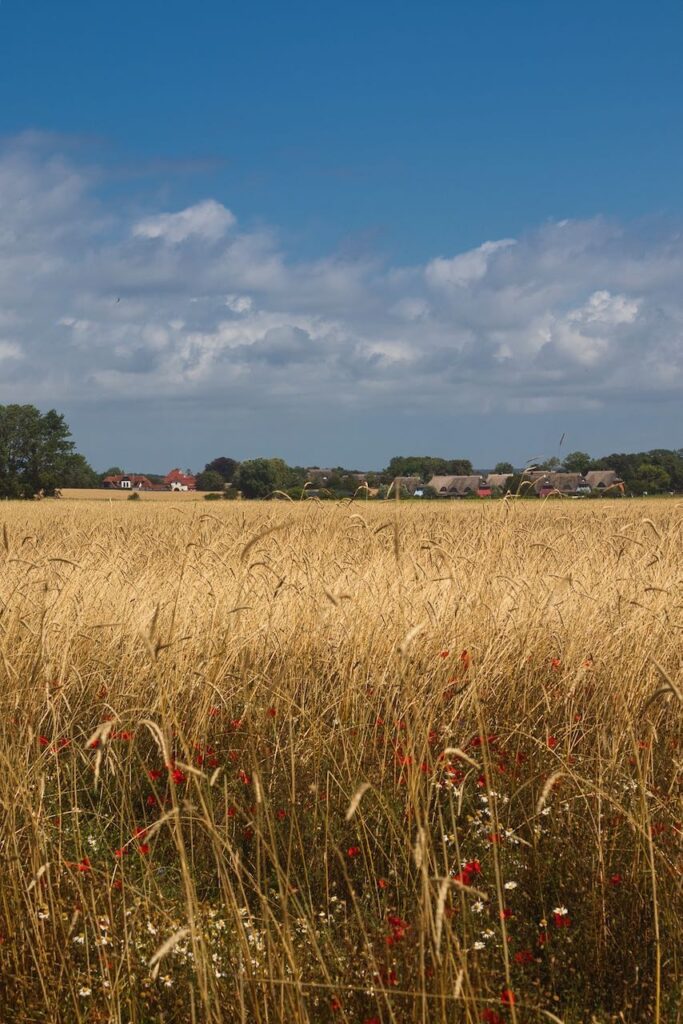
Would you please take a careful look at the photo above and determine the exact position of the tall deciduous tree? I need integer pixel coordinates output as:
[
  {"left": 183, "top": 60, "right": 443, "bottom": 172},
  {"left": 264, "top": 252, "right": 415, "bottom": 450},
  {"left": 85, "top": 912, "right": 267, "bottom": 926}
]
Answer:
[
  {"left": 0, "top": 404, "right": 95, "bottom": 498},
  {"left": 195, "top": 469, "right": 226, "bottom": 492},
  {"left": 204, "top": 457, "right": 239, "bottom": 482},
  {"left": 562, "top": 451, "right": 592, "bottom": 474}
]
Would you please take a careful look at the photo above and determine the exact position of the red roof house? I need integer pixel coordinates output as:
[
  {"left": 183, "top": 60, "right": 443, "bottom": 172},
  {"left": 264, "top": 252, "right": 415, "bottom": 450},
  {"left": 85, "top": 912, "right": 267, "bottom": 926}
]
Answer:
[
  {"left": 102, "top": 474, "right": 154, "bottom": 490},
  {"left": 164, "top": 469, "right": 196, "bottom": 491}
]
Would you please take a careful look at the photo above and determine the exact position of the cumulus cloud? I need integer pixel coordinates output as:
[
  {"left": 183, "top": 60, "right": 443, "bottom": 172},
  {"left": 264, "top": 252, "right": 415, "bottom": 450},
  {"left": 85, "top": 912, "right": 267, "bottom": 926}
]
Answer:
[
  {"left": 0, "top": 134, "right": 681, "bottom": 440},
  {"left": 132, "top": 199, "right": 235, "bottom": 243},
  {"left": 425, "top": 239, "right": 516, "bottom": 288}
]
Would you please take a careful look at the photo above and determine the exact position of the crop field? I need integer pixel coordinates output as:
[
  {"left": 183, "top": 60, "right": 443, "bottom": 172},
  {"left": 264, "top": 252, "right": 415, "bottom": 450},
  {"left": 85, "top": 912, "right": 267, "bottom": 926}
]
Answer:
[
  {"left": 0, "top": 498, "right": 681, "bottom": 1023},
  {"left": 60, "top": 489, "right": 205, "bottom": 502}
]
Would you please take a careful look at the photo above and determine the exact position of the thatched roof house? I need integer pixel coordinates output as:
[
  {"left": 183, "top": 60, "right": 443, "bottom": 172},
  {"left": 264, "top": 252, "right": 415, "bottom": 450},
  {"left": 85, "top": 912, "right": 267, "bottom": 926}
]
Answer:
[
  {"left": 529, "top": 472, "right": 590, "bottom": 496},
  {"left": 428, "top": 474, "right": 483, "bottom": 497},
  {"left": 486, "top": 473, "right": 513, "bottom": 490},
  {"left": 389, "top": 475, "right": 423, "bottom": 496},
  {"left": 584, "top": 470, "right": 624, "bottom": 491}
]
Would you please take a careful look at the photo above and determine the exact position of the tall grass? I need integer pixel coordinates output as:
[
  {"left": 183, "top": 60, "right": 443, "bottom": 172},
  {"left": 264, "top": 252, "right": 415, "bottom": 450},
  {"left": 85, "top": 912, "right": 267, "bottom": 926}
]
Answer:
[{"left": 0, "top": 499, "right": 680, "bottom": 1023}]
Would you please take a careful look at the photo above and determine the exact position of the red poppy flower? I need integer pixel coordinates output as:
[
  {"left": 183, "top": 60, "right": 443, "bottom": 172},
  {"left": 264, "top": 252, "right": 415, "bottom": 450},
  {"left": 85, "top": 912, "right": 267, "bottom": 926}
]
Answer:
[
  {"left": 514, "top": 949, "right": 534, "bottom": 964},
  {"left": 138, "top": 843, "right": 150, "bottom": 856},
  {"left": 481, "top": 1011, "right": 503, "bottom": 1024},
  {"left": 147, "top": 769, "right": 163, "bottom": 781},
  {"left": 77, "top": 858, "right": 91, "bottom": 873},
  {"left": 347, "top": 846, "right": 361, "bottom": 858},
  {"left": 330, "top": 996, "right": 341, "bottom": 1011},
  {"left": 146, "top": 794, "right": 157, "bottom": 807},
  {"left": 386, "top": 914, "right": 410, "bottom": 944},
  {"left": 439, "top": 650, "right": 450, "bottom": 658},
  {"left": 610, "top": 873, "right": 623, "bottom": 886},
  {"left": 547, "top": 735, "right": 558, "bottom": 749},
  {"left": 453, "top": 860, "right": 481, "bottom": 886},
  {"left": 501, "top": 988, "right": 515, "bottom": 1006},
  {"left": 551, "top": 657, "right": 561, "bottom": 670},
  {"left": 553, "top": 912, "right": 571, "bottom": 928},
  {"left": 275, "top": 809, "right": 286, "bottom": 821},
  {"left": 170, "top": 768, "right": 187, "bottom": 785},
  {"left": 266, "top": 707, "right": 277, "bottom": 718}
]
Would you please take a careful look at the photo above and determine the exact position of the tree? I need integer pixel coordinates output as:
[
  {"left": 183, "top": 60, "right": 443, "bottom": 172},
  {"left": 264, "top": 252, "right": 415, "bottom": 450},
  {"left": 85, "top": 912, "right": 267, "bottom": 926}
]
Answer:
[
  {"left": 234, "top": 458, "right": 286, "bottom": 498},
  {"left": 100, "top": 466, "right": 124, "bottom": 480},
  {"left": 562, "top": 451, "right": 591, "bottom": 474},
  {"left": 204, "top": 457, "right": 239, "bottom": 482},
  {"left": 0, "top": 404, "right": 94, "bottom": 498},
  {"left": 383, "top": 456, "right": 473, "bottom": 483},
  {"left": 59, "top": 453, "right": 100, "bottom": 489},
  {"left": 494, "top": 462, "right": 514, "bottom": 474},
  {"left": 195, "top": 470, "right": 225, "bottom": 492},
  {"left": 632, "top": 462, "right": 671, "bottom": 495}
]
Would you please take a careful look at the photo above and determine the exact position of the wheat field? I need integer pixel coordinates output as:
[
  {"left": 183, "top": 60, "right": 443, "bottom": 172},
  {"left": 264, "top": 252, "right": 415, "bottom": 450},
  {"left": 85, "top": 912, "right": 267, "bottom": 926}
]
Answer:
[{"left": 0, "top": 498, "right": 681, "bottom": 1024}]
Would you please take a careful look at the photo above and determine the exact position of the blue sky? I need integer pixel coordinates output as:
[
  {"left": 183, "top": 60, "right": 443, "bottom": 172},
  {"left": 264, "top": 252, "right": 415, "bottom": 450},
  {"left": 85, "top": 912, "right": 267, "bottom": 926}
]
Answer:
[{"left": 0, "top": 0, "right": 681, "bottom": 470}]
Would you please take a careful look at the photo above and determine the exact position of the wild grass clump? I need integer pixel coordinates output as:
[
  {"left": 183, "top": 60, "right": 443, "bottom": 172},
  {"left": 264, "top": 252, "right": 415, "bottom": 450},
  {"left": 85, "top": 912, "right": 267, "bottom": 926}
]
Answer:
[{"left": 0, "top": 500, "right": 680, "bottom": 1023}]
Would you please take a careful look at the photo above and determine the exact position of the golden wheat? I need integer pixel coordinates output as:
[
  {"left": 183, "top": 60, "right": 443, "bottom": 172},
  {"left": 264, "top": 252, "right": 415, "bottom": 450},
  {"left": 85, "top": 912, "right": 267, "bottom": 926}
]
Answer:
[{"left": 0, "top": 498, "right": 680, "bottom": 1023}]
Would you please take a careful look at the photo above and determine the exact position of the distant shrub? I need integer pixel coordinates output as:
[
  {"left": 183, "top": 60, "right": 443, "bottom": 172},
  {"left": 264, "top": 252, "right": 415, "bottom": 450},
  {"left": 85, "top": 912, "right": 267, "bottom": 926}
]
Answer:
[
  {"left": 204, "top": 492, "right": 222, "bottom": 501},
  {"left": 127, "top": 491, "right": 140, "bottom": 501}
]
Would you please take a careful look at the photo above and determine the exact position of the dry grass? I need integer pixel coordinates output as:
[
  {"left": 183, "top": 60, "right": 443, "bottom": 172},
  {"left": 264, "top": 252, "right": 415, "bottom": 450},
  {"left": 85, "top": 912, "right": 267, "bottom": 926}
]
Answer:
[{"left": 0, "top": 498, "right": 681, "bottom": 1023}]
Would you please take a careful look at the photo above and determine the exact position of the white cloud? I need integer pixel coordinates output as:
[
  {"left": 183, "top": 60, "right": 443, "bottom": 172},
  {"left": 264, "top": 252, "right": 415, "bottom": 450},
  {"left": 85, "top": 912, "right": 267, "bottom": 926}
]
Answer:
[
  {"left": 0, "top": 340, "right": 22, "bottom": 361},
  {"left": 225, "top": 294, "right": 253, "bottom": 313},
  {"left": 0, "top": 134, "right": 681, "bottom": 435},
  {"left": 425, "top": 239, "right": 516, "bottom": 289},
  {"left": 132, "top": 199, "right": 235, "bottom": 243}
]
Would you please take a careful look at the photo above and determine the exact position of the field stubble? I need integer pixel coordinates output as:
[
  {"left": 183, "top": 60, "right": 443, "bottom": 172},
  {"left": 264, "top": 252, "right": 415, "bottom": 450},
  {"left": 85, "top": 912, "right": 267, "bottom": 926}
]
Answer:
[{"left": 0, "top": 498, "right": 681, "bottom": 1023}]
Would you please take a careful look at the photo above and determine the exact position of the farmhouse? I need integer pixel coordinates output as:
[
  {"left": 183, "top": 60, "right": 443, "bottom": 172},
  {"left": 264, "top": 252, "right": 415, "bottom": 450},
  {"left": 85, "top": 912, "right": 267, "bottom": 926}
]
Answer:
[
  {"left": 164, "top": 469, "right": 197, "bottom": 491},
  {"left": 584, "top": 470, "right": 624, "bottom": 492},
  {"left": 102, "top": 474, "right": 154, "bottom": 491},
  {"left": 427, "top": 474, "right": 489, "bottom": 497},
  {"left": 528, "top": 472, "right": 591, "bottom": 497},
  {"left": 389, "top": 475, "right": 423, "bottom": 496},
  {"left": 486, "top": 473, "right": 513, "bottom": 491}
]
